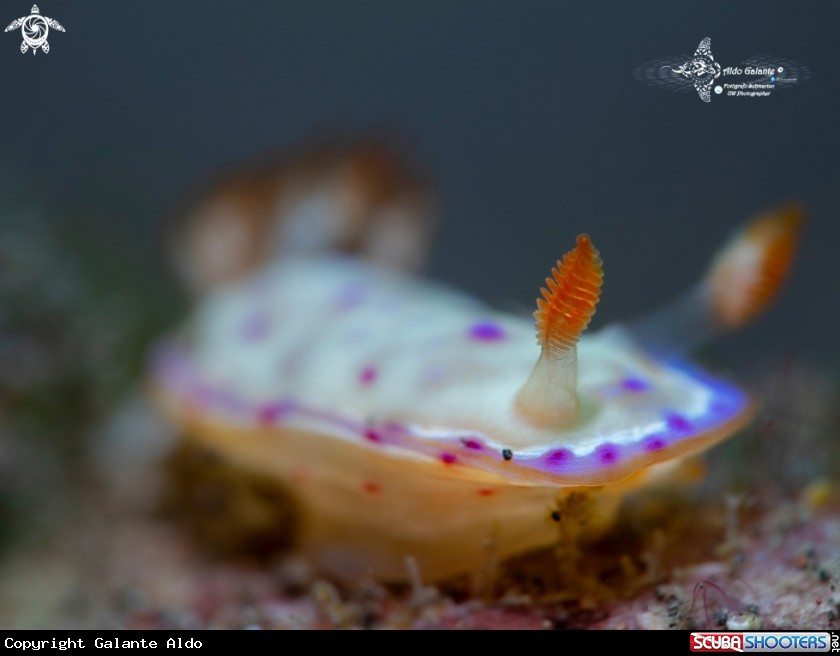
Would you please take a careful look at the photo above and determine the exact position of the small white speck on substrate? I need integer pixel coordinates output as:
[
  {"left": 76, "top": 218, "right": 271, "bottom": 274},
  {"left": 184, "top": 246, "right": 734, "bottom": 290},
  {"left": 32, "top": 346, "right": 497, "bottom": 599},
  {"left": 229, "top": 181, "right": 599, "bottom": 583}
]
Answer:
[
  {"left": 637, "top": 610, "right": 669, "bottom": 630},
  {"left": 726, "top": 612, "right": 762, "bottom": 630}
]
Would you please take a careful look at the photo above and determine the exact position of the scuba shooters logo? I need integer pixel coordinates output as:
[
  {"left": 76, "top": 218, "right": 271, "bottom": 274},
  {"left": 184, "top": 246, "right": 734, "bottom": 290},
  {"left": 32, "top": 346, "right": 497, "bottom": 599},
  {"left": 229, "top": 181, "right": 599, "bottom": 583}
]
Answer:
[
  {"left": 635, "top": 38, "right": 810, "bottom": 102},
  {"left": 690, "top": 632, "right": 833, "bottom": 652}
]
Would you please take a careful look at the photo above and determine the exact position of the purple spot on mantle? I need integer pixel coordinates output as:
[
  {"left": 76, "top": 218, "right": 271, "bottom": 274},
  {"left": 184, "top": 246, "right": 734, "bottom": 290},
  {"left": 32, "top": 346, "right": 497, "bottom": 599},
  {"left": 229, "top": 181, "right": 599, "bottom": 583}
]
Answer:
[
  {"left": 462, "top": 439, "right": 483, "bottom": 450},
  {"left": 644, "top": 436, "right": 667, "bottom": 452},
  {"left": 666, "top": 413, "right": 692, "bottom": 432},
  {"left": 622, "top": 377, "right": 649, "bottom": 392},
  {"left": 335, "top": 282, "right": 366, "bottom": 310},
  {"left": 468, "top": 321, "right": 506, "bottom": 342},
  {"left": 258, "top": 401, "right": 293, "bottom": 426},
  {"left": 545, "top": 449, "right": 573, "bottom": 466},
  {"left": 364, "top": 429, "right": 382, "bottom": 443},
  {"left": 359, "top": 366, "right": 378, "bottom": 386},
  {"left": 596, "top": 444, "right": 619, "bottom": 464},
  {"left": 240, "top": 312, "right": 271, "bottom": 342},
  {"left": 440, "top": 452, "right": 457, "bottom": 464}
]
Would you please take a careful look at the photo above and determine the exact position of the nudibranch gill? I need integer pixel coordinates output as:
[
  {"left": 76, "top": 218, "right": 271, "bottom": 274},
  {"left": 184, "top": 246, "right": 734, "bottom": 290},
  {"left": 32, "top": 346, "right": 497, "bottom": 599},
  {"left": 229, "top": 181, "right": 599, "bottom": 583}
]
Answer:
[{"left": 150, "top": 205, "right": 802, "bottom": 582}]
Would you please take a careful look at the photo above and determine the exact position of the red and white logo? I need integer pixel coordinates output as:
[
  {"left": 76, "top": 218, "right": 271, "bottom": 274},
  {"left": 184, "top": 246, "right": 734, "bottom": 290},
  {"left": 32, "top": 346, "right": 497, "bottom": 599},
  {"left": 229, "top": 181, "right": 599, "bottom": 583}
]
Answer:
[
  {"left": 690, "top": 632, "right": 831, "bottom": 653},
  {"left": 691, "top": 634, "right": 744, "bottom": 652}
]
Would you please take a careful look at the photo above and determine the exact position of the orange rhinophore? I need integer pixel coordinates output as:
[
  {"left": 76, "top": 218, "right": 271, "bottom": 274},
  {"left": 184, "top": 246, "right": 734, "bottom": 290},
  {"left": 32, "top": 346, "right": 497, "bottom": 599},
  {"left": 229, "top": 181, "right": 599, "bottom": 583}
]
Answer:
[
  {"left": 535, "top": 234, "right": 604, "bottom": 356},
  {"left": 516, "top": 234, "right": 604, "bottom": 424},
  {"left": 707, "top": 205, "right": 804, "bottom": 329}
]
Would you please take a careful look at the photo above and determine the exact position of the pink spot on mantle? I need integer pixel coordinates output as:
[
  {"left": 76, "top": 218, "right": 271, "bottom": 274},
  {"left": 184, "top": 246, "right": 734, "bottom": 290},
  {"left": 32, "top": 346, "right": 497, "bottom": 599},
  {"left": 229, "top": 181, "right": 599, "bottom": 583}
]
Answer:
[
  {"left": 546, "top": 449, "right": 573, "bottom": 466},
  {"left": 440, "top": 452, "right": 457, "bottom": 464},
  {"left": 644, "top": 436, "right": 667, "bottom": 452},
  {"left": 622, "top": 377, "right": 648, "bottom": 392},
  {"left": 468, "top": 321, "right": 506, "bottom": 342},
  {"left": 462, "top": 438, "right": 483, "bottom": 450},
  {"left": 363, "top": 429, "right": 382, "bottom": 443},
  {"left": 666, "top": 413, "right": 692, "bottom": 432},
  {"left": 258, "top": 402, "right": 292, "bottom": 426},
  {"left": 596, "top": 444, "right": 619, "bottom": 464},
  {"left": 359, "top": 366, "right": 378, "bottom": 386}
]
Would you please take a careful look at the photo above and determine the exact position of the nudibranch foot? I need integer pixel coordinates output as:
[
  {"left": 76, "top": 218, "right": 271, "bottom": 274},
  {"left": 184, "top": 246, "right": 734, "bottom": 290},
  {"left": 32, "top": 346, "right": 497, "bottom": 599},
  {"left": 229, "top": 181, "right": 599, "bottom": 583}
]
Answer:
[
  {"left": 154, "top": 399, "right": 631, "bottom": 582},
  {"left": 165, "top": 440, "right": 300, "bottom": 558}
]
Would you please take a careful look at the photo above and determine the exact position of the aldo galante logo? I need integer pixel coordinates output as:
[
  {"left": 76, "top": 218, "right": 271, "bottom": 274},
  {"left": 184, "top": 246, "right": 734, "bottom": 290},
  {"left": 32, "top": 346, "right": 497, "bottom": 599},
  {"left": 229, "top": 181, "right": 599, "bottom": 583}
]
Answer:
[
  {"left": 4, "top": 5, "right": 65, "bottom": 55},
  {"left": 635, "top": 37, "right": 809, "bottom": 103}
]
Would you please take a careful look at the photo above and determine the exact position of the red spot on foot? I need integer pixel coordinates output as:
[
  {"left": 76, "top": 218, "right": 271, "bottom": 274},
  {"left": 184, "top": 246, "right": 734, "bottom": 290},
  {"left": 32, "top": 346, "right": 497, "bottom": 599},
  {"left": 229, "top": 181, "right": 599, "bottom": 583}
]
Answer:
[
  {"left": 477, "top": 489, "right": 495, "bottom": 497},
  {"left": 440, "top": 452, "right": 457, "bottom": 464},
  {"left": 291, "top": 467, "right": 309, "bottom": 483},
  {"left": 362, "top": 481, "right": 381, "bottom": 495}
]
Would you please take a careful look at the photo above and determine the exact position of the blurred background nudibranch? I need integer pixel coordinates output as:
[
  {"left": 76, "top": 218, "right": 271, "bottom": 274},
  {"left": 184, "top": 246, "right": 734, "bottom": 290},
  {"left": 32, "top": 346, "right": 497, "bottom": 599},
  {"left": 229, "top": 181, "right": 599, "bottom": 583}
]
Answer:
[
  {"left": 167, "top": 136, "right": 435, "bottom": 297},
  {"left": 0, "top": 0, "right": 839, "bottom": 630}
]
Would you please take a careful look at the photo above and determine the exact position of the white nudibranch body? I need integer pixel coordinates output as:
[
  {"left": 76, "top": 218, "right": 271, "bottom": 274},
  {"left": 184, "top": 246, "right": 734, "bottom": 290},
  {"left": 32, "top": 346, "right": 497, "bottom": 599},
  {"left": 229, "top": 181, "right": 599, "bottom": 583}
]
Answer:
[
  {"left": 151, "top": 202, "right": 803, "bottom": 582},
  {"left": 150, "top": 170, "right": 803, "bottom": 581}
]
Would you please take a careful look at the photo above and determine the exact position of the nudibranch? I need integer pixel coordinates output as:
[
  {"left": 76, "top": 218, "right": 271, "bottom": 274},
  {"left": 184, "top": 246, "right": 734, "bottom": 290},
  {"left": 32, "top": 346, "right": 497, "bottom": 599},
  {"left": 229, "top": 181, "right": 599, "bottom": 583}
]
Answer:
[
  {"left": 150, "top": 204, "right": 802, "bottom": 582},
  {"left": 167, "top": 137, "right": 434, "bottom": 297}
]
